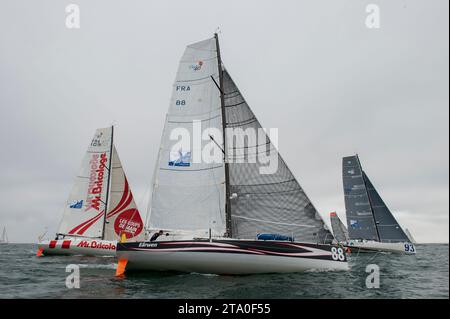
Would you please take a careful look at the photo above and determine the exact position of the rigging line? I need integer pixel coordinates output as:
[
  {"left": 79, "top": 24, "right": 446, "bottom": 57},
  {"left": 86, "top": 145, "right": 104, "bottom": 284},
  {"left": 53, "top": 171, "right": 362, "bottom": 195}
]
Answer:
[
  {"left": 232, "top": 178, "right": 296, "bottom": 187},
  {"left": 233, "top": 188, "right": 302, "bottom": 196},
  {"left": 225, "top": 101, "right": 246, "bottom": 108},
  {"left": 209, "top": 135, "right": 225, "bottom": 154},
  {"left": 210, "top": 75, "right": 223, "bottom": 95},
  {"left": 230, "top": 140, "right": 270, "bottom": 150}
]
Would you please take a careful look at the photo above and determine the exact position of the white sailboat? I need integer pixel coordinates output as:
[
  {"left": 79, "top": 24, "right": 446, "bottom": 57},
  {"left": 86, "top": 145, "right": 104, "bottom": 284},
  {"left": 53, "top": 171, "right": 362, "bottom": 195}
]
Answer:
[
  {"left": 37, "top": 126, "right": 145, "bottom": 257},
  {"left": 0, "top": 226, "right": 8, "bottom": 244},
  {"left": 342, "top": 154, "right": 416, "bottom": 254},
  {"left": 115, "top": 34, "right": 349, "bottom": 275}
]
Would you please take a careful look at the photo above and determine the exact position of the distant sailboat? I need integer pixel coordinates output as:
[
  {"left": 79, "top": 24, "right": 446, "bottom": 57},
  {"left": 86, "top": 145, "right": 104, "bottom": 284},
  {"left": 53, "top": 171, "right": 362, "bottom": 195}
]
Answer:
[
  {"left": 342, "top": 154, "right": 416, "bottom": 254},
  {"left": 0, "top": 226, "right": 8, "bottom": 244},
  {"left": 37, "top": 126, "right": 145, "bottom": 257},
  {"left": 115, "top": 34, "right": 348, "bottom": 275},
  {"left": 330, "top": 212, "right": 349, "bottom": 244}
]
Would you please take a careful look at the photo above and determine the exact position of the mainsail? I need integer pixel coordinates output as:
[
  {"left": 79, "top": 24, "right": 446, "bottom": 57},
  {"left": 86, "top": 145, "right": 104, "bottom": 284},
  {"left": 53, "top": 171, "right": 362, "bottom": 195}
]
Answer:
[
  {"left": 342, "top": 155, "right": 409, "bottom": 243},
  {"left": 342, "top": 155, "right": 379, "bottom": 241},
  {"left": 57, "top": 127, "right": 145, "bottom": 241},
  {"left": 330, "top": 212, "right": 349, "bottom": 243},
  {"left": 223, "top": 69, "right": 332, "bottom": 243},
  {"left": 57, "top": 127, "right": 113, "bottom": 239},
  {"left": 148, "top": 35, "right": 333, "bottom": 243}
]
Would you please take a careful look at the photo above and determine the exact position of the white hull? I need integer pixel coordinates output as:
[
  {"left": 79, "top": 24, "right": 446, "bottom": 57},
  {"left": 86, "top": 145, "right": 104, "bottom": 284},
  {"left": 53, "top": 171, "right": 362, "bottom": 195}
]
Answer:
[
  {"left": 345, "top": 240, "right": 416, "bottom": 255},
  {"left": 116, "top": 240, "right": 349, "bottom": 275},
  {"left": 38, "top": 238, "right": 117, "bottom": 257}
]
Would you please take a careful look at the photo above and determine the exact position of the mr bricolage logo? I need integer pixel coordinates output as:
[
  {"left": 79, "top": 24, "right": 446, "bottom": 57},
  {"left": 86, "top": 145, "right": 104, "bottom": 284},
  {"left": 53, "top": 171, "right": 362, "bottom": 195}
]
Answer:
[{"left": 76, "top": 240, "right": 116, "bottom": 250}]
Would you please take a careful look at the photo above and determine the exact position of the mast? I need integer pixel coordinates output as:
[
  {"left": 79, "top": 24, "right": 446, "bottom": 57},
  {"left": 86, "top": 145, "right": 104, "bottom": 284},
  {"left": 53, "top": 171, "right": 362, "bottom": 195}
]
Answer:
[
  {"left": 101, "top": 125, "right": 114, "bottom": 240},
  {"left": 214, "top": 33, "right": 232, "bottom": 237},
  {"left": 356, "top": 154, "right": 381, "bottom": 242}
]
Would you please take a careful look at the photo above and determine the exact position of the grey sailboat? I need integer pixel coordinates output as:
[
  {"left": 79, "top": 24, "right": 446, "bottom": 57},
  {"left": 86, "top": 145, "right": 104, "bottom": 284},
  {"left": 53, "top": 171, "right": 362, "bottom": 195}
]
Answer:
[{"left": 342, "top": 154, "right": 416, "bottom": 254}]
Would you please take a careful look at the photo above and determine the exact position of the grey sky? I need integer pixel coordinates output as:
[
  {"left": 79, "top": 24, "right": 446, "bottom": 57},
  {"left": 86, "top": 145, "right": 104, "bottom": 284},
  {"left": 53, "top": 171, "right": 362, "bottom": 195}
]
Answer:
[{"left": 0, "top": 0, "right": 448, "bottom": 243}]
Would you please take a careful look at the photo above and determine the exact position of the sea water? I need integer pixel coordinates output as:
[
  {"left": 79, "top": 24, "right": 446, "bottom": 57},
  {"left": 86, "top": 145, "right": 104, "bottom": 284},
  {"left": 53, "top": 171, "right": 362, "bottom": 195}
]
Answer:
[{"left": 0, "top": 244, "right": 447, "bottom": 298}]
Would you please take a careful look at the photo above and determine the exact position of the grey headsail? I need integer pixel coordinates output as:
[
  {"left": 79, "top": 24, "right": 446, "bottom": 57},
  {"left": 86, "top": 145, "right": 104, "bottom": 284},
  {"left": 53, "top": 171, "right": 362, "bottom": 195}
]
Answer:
[
  {"left": 342, "top": 155, "right": 379, "bottom": 241},
  {"left": 222, "top": 68, "right": 333, "bottom": 244},
  {"left": 330, "top": 212, "right": 349, "bottom": 243},
  {"left": 363, "top": 171, "right": 409, "bottom": 242}
]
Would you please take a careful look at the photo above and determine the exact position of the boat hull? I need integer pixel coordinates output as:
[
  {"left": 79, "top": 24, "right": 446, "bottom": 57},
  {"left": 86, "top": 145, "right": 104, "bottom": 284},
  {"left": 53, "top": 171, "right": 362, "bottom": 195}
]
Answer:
[
  {"left": 345, "top": 240, "right": 416, "bottom": 254},
  {"left": 38, "top": 238, "right": 117, "bottom": 257},
  {"left": 116, "top": 239, "right": 349, "bottom": 275}
]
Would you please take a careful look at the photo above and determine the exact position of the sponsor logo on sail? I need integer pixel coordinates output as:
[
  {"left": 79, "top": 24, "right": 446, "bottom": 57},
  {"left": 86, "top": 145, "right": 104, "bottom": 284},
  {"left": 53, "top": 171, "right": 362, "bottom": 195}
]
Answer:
[
  {"left": 86, "top": 153, "right": 108, "bottom": 211},
  {"left": 350, "top": 220, "right": 360, "bottom": 229},
  {"left": 114, "top": 208, "right": 144, "bottom": 239},
  {"left": 169, "top": 150, "right": 191, "bottom": 167},
  {"left": 69, "top": 200, "right": 83, "bottom": 209},
  {"left": 189, "top": 60, "right": 203, "bottom": 71}
]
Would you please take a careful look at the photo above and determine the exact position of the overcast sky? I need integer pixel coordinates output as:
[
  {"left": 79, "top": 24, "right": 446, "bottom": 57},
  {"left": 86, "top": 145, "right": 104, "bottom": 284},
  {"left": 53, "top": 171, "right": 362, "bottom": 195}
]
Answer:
[{"left": 0, "top": 0, "right": 448, "bottom": 243}]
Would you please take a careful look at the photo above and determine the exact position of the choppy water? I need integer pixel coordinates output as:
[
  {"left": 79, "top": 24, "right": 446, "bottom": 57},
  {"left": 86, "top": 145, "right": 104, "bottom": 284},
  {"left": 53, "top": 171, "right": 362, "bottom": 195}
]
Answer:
[{"left": 0, "top": 244, "right": 448, "bottom": 298}]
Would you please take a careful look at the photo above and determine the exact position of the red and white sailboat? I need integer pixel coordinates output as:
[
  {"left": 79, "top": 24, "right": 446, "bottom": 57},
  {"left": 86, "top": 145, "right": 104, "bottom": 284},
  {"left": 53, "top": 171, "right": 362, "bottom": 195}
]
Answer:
[{"left": 37, "top": 126, "right": 145, "bottom": 257}]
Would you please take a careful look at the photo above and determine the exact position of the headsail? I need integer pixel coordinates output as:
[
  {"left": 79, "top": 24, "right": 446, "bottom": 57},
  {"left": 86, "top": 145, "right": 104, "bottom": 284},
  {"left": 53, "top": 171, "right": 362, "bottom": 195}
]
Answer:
[
  {"left": 330, "top": 212, "right": 349, "bottom": 243},
  {"left": 363, "top": 171, "right": 409, "bottom": 242},
  {"left": 342, "top": 155, "right": 379, "bottom": 241},
  {"left": 103, "top": 145, "right": 145, "bottom": 241},
  {"left": 148, "top": 37, "right": 227, "bottom": 236},
  {"left": 222, "top": 69, "right": 333, "bottom": 243},
  {"left": 57, "top": 127, "right": 113, "bottom": 238},
  {"left": 405, "top": 228, "right": 416, "bottom": 244}
]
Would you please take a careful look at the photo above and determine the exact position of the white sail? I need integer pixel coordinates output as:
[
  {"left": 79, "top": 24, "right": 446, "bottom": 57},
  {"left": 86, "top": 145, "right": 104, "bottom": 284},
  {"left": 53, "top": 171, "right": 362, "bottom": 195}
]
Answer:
[
  {"left": 149, "top": 38, "right": 226, "bottom": 236},
  {"left": 405, "top": 228, "right": 417, "bottom": 244},
  {"left": 103, "top": 145, "right": 145, "bottom": 241},
  {"left": 57, "top": 127, "right": 112, "bottom": 238},
  {"left": 0, "top": 227, "right": 7, "bottom": 243}
]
